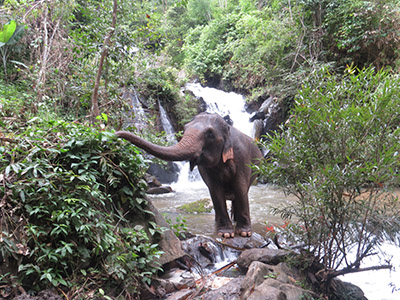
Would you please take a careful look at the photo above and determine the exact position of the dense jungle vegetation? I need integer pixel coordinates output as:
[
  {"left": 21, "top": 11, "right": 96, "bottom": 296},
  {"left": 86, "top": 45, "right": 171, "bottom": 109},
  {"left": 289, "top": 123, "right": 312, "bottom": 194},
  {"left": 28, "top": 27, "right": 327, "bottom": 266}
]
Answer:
[{"left": 1, "top": 0, "right": 400, "bottom": 298}]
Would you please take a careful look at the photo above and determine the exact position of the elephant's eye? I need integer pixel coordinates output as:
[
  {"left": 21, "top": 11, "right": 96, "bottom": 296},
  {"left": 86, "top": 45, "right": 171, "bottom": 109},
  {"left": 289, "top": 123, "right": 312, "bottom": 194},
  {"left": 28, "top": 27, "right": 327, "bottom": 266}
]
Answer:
[{"left": 205, "top": 129, "right": 214, "bottom": 139}]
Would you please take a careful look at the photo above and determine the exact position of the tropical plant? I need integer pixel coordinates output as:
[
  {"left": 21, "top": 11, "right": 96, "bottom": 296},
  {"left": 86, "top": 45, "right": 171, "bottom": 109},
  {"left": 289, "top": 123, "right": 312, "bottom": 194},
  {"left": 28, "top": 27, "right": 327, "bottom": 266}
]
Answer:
[
  {"left": 0, "top": 116, "right": 164, "bottom": 297},
  {"left": 0, "top": 19, "right": 26, "bottom": 79},
  {"left": 257, "top": 66, "right": 400, "bottom": 289}
]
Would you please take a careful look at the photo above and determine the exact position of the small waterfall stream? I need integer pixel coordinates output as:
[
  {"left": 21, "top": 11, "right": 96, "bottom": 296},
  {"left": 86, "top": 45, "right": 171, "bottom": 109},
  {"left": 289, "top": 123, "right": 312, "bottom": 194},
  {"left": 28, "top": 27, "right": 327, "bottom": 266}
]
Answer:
[
  {"left": 124, "top": 88, "right": 147, "bottom": 130},
  {"left": 158, "top": 101, "right": 176, "bottom": 143}
]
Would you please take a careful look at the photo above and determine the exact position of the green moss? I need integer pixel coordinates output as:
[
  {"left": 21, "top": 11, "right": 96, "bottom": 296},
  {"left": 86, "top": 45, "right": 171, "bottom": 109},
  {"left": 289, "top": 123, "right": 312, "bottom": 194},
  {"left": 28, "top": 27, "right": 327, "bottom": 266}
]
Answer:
[{"left": 178, "top": 198, "right": 213, "bottom": 213}]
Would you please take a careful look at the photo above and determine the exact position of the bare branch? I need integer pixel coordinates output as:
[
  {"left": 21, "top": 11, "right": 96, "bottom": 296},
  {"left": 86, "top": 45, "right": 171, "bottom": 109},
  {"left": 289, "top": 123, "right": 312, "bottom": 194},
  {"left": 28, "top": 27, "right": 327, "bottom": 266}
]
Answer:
[{"left": 329, "top": 264, "right": 392, "bottom": 279}]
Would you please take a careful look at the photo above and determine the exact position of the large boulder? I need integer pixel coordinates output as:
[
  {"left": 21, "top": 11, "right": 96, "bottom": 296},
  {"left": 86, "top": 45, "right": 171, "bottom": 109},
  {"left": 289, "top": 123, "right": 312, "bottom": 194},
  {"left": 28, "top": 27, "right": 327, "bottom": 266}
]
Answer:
[
  {"left": 236, "top": 248, "right": 292, "bottom": 271},
  {"left": 146, "top": 200, "right": 185, "bottom": 266},
  {"left": 147, "top": 161, "right": 180, "bottom": 184},
  {"left": 240, "top": 260, "right": 317, "bottom": 300},
  {"left": 202, "top": 277, "right": 243, "bottom": 300}
]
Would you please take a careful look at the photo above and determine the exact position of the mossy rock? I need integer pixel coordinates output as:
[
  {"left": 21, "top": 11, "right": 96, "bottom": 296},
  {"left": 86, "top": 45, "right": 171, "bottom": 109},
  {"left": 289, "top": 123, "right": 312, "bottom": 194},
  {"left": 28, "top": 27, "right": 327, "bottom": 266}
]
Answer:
[{"left": 178, "top": 198, "right": 213, "bottom": 213}]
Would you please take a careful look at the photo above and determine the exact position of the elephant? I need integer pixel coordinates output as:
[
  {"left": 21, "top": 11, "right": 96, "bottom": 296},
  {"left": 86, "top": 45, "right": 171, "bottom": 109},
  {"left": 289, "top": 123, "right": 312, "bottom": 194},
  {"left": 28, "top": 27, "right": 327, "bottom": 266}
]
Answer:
[{"left": 116, "top": 112, "right": 263, "bottom": 238}]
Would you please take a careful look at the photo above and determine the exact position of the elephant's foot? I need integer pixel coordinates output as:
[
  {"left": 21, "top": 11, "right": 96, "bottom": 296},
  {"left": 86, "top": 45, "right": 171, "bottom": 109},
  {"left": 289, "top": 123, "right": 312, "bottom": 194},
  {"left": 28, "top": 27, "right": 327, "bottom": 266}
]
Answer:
[
  {"left": 216, "top": 226, "right": 235, "bottom": 238},
  {"left": 235, "top": 225, "right": 252, "bottom": 237},
  {"left": 218, "top": 231, "right": 235, "bottom": 238}
]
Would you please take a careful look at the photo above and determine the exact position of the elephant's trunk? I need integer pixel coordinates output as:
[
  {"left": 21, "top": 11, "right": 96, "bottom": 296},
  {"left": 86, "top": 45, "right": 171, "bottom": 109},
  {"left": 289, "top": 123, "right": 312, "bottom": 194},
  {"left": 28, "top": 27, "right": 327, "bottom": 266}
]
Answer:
[{"left": 115, "top": 129, "right": 202, "bottom": 162}]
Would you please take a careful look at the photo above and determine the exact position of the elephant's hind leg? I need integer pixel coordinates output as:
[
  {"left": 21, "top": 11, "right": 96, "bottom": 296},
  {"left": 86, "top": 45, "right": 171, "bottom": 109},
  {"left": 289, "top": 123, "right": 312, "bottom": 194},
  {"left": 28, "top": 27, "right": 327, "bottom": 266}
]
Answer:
[{"left": 232, "top": 187, "right": 252, "bottom": 237}]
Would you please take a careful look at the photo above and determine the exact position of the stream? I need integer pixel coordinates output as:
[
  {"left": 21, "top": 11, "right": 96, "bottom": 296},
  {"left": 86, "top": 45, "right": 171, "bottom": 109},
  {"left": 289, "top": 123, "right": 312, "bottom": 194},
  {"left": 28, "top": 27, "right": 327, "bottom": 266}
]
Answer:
[
  {"left": 150, "top": 182, "right": 400, "bottom": 300},
  {"left": 149, "top": 83, "right": 400, "bottom": 299}
]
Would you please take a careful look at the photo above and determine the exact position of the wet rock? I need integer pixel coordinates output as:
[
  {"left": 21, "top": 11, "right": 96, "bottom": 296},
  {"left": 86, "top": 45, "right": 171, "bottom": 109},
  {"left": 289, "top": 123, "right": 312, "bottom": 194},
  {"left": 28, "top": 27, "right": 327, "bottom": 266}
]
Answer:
[
  {"left": 154, "top": 268, "right": 196, "bottom": 296},
  {"left": 147, "top": 161, "right": 180, "bottom": 184},
  {"left": 146, "top": 185, "right": 173, "bottom": 194},
  {"left": 271, "top": 262, "right": 301, "bottom": 284},
  {"left": 206, "top": 276, "right": 235, "bottom": 290},
  {"left": 165, "top": 288, "right": 193, "bottom": 300},
  {"left": 202, "top": 277, "right": 243, "bottom": 300},
  {"left": 249, "top": 111, "right": 266, "bottom": 122},
  {"left": 247, "top": 284, "right": 286, "bottom": 300},
  {"left": 258, "top": 96, "right": 274, "bottom": 114},
  {"left": 245, "top": 93, "right": 271, "bottom": 114},
  {"left": 145, "top": 173, "right": 162, "bottom": 188},
  {"left": 240, "top": 261, "right": 315, "bottom": 300},
  {"left": 261, "top": 98, "right": 289, "bottom": 138},
  {"left": 253, "top": 277, "right": 315, "bottom": 300},
  {"left": 240, "top": 261, "right": 273, "bottom": 299},
  {"left": 252, "top": 119, "right": 264, "bottom": 140},
  {"left": 220, "top": 232, "right": 270, "bottom": 250},
  {"left": 236, "top": 248, "right": 292, "bottom": 271},
  {"left": 330, "top": 279, "right": 367, "bottom": 300},
  {"left": 181, "top": 236, "right": 239, "bottom": 270},
  {"left": 144, "top": 172, "right": 174, "bottom": 194}
]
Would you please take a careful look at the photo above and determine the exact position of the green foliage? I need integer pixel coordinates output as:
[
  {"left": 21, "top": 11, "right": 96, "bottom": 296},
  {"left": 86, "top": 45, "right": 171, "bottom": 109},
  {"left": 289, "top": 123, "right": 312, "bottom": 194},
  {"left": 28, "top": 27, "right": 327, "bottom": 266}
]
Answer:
[
  {"left": 0, "top": 19, "right": 26, "bottom": 79},
  {"left": 0, "top": 117, "right": 163, "bottom": 296},
  {"left": 162, "top": 5, "right": 191, "bottom": 67},
  {"left": 228, "top": 7, "right": 299, "bottom": 94},
  {"left": 164, "top": 214, "right": 188, "bottom": 239},
  {"left": 0, "top": 79, "right": 33, "bottom": 121},
  {"left": 184, "top": 12, "right": 240, "bottom": 82},
  {"left": 183, "top": 2, "right": 301, "bottom": 98},
  {"left": 257, "top": 66, "right": 400, "bottom": 281},
  {"left": 304, "top": 0, "right": 400, "bottom": 68},
  {"left": 137, "top": 65, "right": 197, "bottom": 129},
  {"left": 187, "top": 0, "right": 212, "bottom": 26}
]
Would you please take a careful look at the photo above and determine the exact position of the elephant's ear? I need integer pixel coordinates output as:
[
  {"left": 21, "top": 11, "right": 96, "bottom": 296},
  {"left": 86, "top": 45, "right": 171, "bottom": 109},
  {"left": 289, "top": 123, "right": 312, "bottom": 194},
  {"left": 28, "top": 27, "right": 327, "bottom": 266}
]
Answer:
[{"left": 222, "top": 137, "right": 234, "bottom": 163}]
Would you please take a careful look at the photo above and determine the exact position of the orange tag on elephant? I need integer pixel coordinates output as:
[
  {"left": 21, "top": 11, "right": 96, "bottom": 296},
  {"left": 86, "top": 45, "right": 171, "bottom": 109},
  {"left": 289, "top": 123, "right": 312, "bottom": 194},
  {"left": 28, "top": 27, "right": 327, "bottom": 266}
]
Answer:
[{"left": 222, "top": 147, "right": 234, "bottom": 163}]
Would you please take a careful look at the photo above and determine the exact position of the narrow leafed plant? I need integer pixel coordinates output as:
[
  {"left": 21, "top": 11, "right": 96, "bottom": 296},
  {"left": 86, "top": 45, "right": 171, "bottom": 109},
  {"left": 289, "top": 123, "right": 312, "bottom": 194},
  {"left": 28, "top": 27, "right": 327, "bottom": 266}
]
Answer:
[{"left": 0, "top": 117, "right": 163, "bottom": 297}]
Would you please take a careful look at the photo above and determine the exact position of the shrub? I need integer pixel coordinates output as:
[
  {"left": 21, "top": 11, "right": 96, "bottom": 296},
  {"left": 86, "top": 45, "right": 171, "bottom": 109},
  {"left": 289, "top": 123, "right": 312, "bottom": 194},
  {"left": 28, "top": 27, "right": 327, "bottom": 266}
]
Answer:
[
  {"left": 257, "top": 66, "right": 400, "bottom": 287},
  {"left": 321, "top": 0, "right": 400, "bottom": 68},
  {"left": 183, "top": 12, "right": 240, "bottom": 83},
  {"left": 0, "top": 117, "right": 163, "bottom": 297}
]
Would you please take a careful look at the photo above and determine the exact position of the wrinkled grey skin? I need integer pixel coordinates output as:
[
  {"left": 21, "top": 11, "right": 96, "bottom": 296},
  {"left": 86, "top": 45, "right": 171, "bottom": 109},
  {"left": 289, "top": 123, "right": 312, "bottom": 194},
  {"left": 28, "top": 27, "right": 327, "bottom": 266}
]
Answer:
[{"left": 116, "top": 112, "right": 263, "bottom": 238}]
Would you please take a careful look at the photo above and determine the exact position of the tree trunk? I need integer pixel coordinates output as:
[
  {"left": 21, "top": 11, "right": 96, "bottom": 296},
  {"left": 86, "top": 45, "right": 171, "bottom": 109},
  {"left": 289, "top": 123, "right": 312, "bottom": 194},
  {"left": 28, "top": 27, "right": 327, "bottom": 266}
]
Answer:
[
  {"left": 36, "top": 3, "right": 60, "bottom": 105},
  {"left": 91, "top": 0, "right": 118, "bottom": 124}
]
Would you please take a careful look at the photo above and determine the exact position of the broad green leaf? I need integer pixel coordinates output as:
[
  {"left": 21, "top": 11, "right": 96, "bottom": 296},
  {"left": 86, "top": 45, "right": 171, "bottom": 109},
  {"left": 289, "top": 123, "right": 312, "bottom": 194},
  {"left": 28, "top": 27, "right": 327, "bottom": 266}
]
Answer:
[
  {"left": 0, "top": 20, "right": 16, "bottom": 44},
  {"left": 7, "top": 24, "right": 26, "bottom": 45}
]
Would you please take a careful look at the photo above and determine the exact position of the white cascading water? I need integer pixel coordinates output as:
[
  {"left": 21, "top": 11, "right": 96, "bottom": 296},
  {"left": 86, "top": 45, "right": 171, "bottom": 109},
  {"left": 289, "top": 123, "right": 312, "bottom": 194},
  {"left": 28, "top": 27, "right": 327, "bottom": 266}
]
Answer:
[
  {"left": 126, "top": 88, "right": 147, "bottom": 130},
  {"left": 158, "top": 101, "right": 176, "bottom": 143},
  {"left": 185, "top": 82, "right": 254, "bottom": 137},
  {"left": 159, "top": 101, "right": 200, "bottom": 184}
]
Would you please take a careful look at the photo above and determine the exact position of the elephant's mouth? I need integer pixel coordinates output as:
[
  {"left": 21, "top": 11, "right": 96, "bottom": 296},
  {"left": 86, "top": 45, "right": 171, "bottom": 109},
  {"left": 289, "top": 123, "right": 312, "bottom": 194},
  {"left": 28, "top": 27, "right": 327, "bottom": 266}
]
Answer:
[{"left": 189, "top": 157, "right": 200, "bottom": 171}]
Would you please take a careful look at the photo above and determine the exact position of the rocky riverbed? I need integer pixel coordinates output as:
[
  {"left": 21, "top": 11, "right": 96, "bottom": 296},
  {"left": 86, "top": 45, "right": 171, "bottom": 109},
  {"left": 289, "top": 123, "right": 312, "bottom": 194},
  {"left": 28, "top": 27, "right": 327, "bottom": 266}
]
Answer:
[{"left": 146, "top": 233, "right": 367, "bottom": 300}]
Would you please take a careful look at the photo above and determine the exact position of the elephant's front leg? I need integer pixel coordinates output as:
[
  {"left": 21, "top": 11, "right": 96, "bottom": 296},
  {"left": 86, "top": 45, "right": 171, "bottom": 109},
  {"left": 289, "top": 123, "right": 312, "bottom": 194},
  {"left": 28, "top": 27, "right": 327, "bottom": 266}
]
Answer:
[{"left": 209, "top": 187, "right": 234, "bottom": 238}]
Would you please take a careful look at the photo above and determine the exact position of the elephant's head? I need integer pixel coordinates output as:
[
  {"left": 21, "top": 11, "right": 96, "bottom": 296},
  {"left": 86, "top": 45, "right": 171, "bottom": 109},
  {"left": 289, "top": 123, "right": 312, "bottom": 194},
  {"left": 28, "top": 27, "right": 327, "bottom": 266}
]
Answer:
[{"left": 115, "top": 113, "right": 234, "bottom": 170}]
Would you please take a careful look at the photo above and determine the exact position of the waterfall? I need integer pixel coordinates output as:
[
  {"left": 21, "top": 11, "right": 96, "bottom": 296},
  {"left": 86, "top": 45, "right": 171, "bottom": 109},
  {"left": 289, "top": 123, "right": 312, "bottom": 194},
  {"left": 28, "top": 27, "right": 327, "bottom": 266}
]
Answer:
[
  {"left": 123, "top": 88, "right": 147, "bottom": 130},
  {"left": 158, "top": 101, "right": 176, "bottom": 143},
  {"left": 185, "top": 82, "right": 254, "bottom": 137}
]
